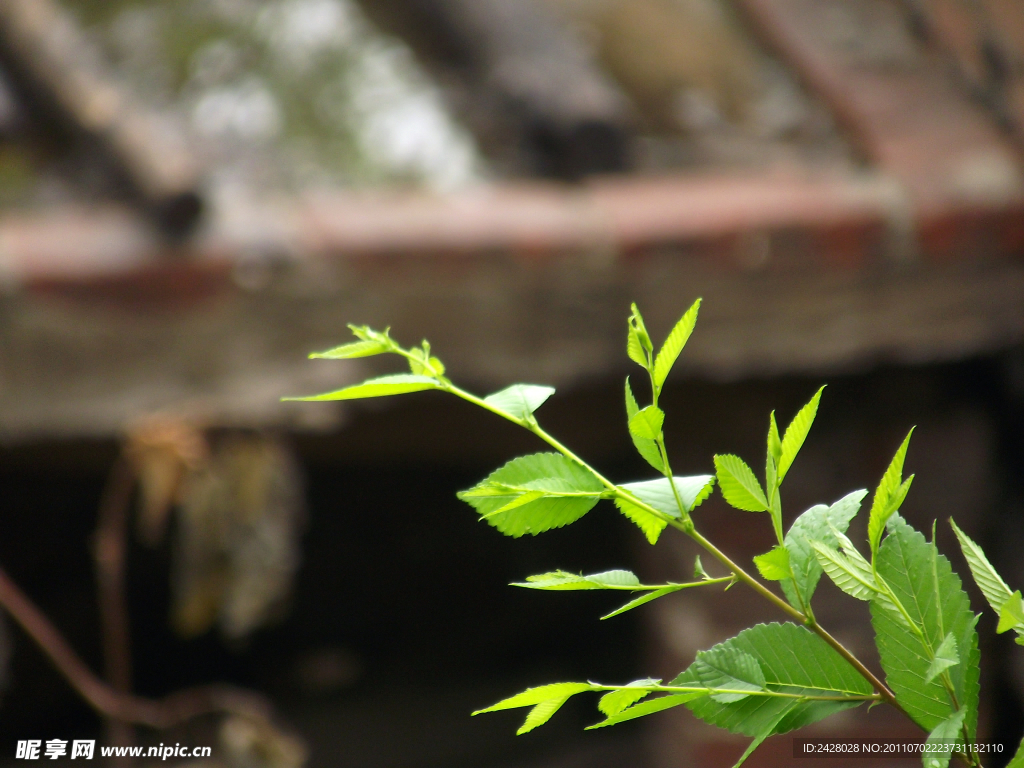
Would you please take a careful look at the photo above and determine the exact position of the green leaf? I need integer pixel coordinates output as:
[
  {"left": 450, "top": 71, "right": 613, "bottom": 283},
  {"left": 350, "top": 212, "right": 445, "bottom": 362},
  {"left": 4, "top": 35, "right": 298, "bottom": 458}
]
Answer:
[
  {"left": 586, "top": 693, "right": 700, "bottom": 729},
  {"left": 601, "top": 574, "right": 733, "bottom": 620},
  {"left": 284, "top": 373, "right": 440, "bottom": 401},
  {"left": 479, "top": 490, "right": 546, "bottom": 518},
  {"left": 767, "top": 412, "right": 782, "bottom": 463},
  {"left": 347, "top": 324, "right": 388, "bottom": 342},
  {"left": 692, "top": 647, "right": 766, "bottom": 703},
  {"left": 628, "top": 406, "right": 665, "bottom": 441},
  {"left": 613, "top": 499, "right": 667, "bottom": 545},
  {"left": 483, "top": 384, "right": 555, "bottom": 421},
  {"left": 517, "top": 698, "right": 570, "bottom": 734},
  {"left": 624, "top": 379, "right": 665, "bottom": 473},
  {"left": 949, "top": 518, "right": 1013, "bottom": 615},
  {"left": 921, "top": 708, "right": 966, "bottom": 768},
  {"left": 782, "top": 490, "right": 866, "bottom": 609},
  {"left": 653, "top": 298, "right": 701, "bottom": 391},
  {"left": 870, "top": 517, "right": 980, "bottom": 735},
  {"left": 753, "top": 546, "right": 791, "bottom": 581},
  {"left": 674, "top": 622, "right": 872, "bottom": 736},
  {"left": 458, "top": 453, "right": 605, "bottom": 537},
  {"left": 811, "top": 540, "right": 877, "bottom": 601},
  {"left": 619, "top": 476, "right": 715, "bottom": 517},
  {"left": 732, "top": 704, "right": 798, "bottom": 768},
  {"left": 598, "top": 679, "right": 660, "bottom": 716},
  {"left": 512, "top": 569, "right": 640, "bottom": 590},
  {"left": 615, "top": 475, "right": 714, "bottom": 544},
  {"left": 811, "top": 527, "right": 911, "bottom": 630},
  {"left": 601, "top": 586, "right": 680, "bottom": 619},
  {"left": 309, "top": 339, "right": 390, "bottom": 359},
  {"left": 924, "top": 633, "right": 959, "bottom": 684},
  {"left": 714, "top": 455, "right": 768, "bottom": 512},
  {"left": 777, "top": 386, "right": 824, "bottom": 483},
  {"left": 1008, "top": 736, "right": 1024, "bottom": 768},
  {"left": 997, "top": 590, "right": 1024, "bottom": 634},
  {"left": 867, "top": 429, "right": 915, "bottom": 556},
  {"left": 473, "top": 682, "right": 593, "bottom": 714},
  {"left": 627, "top": 303, "right": 653, "bottom": 367},
  {"left": 765, "top": 412, "right": 782, "bottom": 507},
  {"left": 694, "top": 556, "right": 710, "bottom": 580}
]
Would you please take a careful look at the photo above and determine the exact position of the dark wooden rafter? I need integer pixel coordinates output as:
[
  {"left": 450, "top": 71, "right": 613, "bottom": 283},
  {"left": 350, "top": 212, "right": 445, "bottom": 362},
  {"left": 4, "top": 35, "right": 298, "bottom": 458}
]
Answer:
[
  {"left": 0, "top": 0, "right": 203, "bottom": 236},
  {"left": 359, "top": 0, "right": 633, "bottom": 179},
  {"left": 899, "top": 0, "right": 1024, "bottom": 151},
  {"left": 737, "top": 0, "right": 1024, "bottom": 259}
]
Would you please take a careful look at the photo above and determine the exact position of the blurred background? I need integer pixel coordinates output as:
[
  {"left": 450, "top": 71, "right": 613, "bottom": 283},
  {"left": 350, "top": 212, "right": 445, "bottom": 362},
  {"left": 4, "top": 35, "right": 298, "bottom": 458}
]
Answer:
[{"left": 0, "top": 0, "right": 1023, "bottom": 765}]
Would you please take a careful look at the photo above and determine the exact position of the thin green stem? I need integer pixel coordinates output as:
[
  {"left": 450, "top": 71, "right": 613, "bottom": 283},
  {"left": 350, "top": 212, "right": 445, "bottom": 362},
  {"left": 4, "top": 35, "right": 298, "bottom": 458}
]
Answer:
[
  {"left": 656, "top": 440, "right": 692, "bottom": 524},
  {"left": 519, "top": 577, "right": 734, "bottom": 593},
  {"left": 590, "top": 683, "right": 882, "bottom": 703}
]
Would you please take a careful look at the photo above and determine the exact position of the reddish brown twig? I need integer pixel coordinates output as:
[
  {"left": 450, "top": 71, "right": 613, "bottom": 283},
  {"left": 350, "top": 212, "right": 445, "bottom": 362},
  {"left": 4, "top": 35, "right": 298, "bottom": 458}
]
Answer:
[{"left": 0, "top": 563, "right": 272, "bottom": 728}]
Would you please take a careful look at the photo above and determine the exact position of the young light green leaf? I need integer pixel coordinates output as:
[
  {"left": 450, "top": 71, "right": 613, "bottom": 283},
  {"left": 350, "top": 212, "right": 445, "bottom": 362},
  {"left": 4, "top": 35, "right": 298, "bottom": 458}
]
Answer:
[
  {"left": 653, "top": 298, "right": 701, "bottom": 391},
  {"left": 601, "top": 579, "right": 732, "bottom": 620},
  {"left": 997, "top": 590, "right": 1024, "bottom": 634},
  {"left": 483, "top": 384, "right": 556, "bottom": 421},
  {"left": 767, "top": 412, "right": 782, "bottom": 463},
  {"left": 614, "top": 475, "right": 714, "bottom": 544},
  {"left": 777, "top": 386, "right": 824, "bottom": 483},
  {"left": 765, "top": 413, "right": 782, "bottom": 508},
  {"left": 753, "top": 546, "right": 791, "bottom": 581},
  {"left": 512, "top": 569, "right": 641, "bottom": 590},
  {"left": 811, "top": 541, "right": 878, "bottom": 601},
  {"left": 586, "top": 693, "right": 701, "bottom": 729},
  {"left": 407, "top": 349, "right": 445, "bottom": 376},
  {"left": 624, "top": 378, "right": 665, "bottom": 473},
  {"left": 627, "top": 333, "right": 647, "bottom": 368},
  {"left": 619, "top": 476, "right": 715, "bottom": 517},
  {"left": 924, "top": 633, "right": 959, "bottom": 684},
  {"left": 922, "top": 708, "right": 966, "bottom": 768},
  {"left": 578, "top": 570, "right": 642, "bottom": 588},
  {"left": 714, "top": 455, "right": 769, "bottom": 512},
  {"left": 949, "top": 518, "right": 1013, "bottom": 615},
  {"left": 628, "top": 406, "right": 665, "bottom": 441},
  {"left": 871, "top": 517, "right": 980, "bottom": 736},
  {"left": 473, "top": 682, "right": 593, "bottom": 714},
  {"left": 284, "top": 373, "right": 440, "bottom": 401},
  {"left": 692, "top": 647, "right": 766, "bottom": 703},
  {"left": 479, "top": 490, "right": 546, "bottom": 519},
  {"left": 601, "top": 586, "right": 679, "bottom": 619},
  {"left": 675, "top": 622, "right": 872, "bottom": 736},
  {"left": 613, "top": 498, "right": 667, "bottom": 545},
  {"left": 347, "top": 323, "right": 388, "bottom": 342},
  {"left": 309, "top": 339, "right": 390, "bottom": 359},
  {"left": 695, "top": 555, "right": 710, "bottom": 580},
  {"left": 867, "top": 429, "right": 915, "bottom": 556},
  {"left": 627, "top": 303, "right": 653, "bottom": 367},
  {"left": 458, "top": 453, "right": 605, "bottom": 537},
  {"left": 813, "top": 525, "right": 912, "bottom": 629},
  {"left": 517, "top": 698, "right": 571, "bottom": 734},
  {"left": 597, "top": 679, "right": 660, "bottom": 716},
  {"left": 781, "top": 490, "right": 866, "bottom": 609}
]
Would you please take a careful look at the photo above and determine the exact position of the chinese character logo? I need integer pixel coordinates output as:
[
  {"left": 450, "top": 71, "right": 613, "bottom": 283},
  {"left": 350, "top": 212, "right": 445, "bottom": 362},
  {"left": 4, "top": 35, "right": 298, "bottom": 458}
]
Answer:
[
  {"left": 71, "top": 741, "right": 95, "bottom": 760},
  {"left": 16, "top": 741, "right": 40, "bottom": 760}
]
